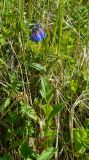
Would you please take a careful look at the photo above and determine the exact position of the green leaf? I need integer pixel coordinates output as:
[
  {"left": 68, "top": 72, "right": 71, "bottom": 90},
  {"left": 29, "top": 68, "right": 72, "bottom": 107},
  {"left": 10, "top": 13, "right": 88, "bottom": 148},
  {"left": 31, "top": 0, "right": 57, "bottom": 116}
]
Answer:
[
  {"left": 2, "top": 98, "right": 11, "bottom": 110},
  {"left": 20, "top": 102, "right": 37, "bottom": 121},
  {"left": 40, "top": 77, "right": 47, "bottom": 100},
  {"left": 73, "top": 129, "right": 89, "bottom": 154},
  {"left": 46, "top": 89, "right": 53, "bottom": 104},
  {"left": 70, "top": 80, "right": 78, "bottom": 92},
  {"left": 37, "top": 147, "right": 55, "bottom": 160},
  {"left": 19, "top": 140, "right": 36, "bottom": 159},
  {"left": 48, "top": 103, "right": 64, "bottom": 121},
  {"left": 42, "top": 104, "right": 53, "bottom": 118},
  {"left": 40, "top": 77, "right": 53, "bottom": 103},
  {"left": 30, "top": 63, "right": 46, "bottom": 72},
  {"left": 79, "top": 129, "right": 87, "bottom": 140},
  {"left": 0, "top": 36, "right": 6, "bottom": 45}
]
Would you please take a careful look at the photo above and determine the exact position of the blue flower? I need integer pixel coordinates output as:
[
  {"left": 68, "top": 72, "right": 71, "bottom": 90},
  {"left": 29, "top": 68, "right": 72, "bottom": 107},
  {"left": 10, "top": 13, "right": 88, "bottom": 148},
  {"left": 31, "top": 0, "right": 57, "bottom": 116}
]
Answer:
[
  {"left": 38, "top": 27, "right": 46, "bottom": 39},
  {"left": 30, "top": 33, "right": 35, "bottom": 41},
  {"left": 35, "top": 32, "right": 43, "bottom": 42},
  {"left": 30, "top": 24, "right": 46, "bottom": 42}
]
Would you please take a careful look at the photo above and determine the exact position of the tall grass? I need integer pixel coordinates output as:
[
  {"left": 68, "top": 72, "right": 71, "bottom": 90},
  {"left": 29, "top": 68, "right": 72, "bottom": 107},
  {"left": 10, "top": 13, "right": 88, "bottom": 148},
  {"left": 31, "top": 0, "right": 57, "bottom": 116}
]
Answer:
[
  {"left": 19, "top": 0, "right": 24, "bottom": 22},
  {"left": 58, "top": 0, "right": 64, "bottom": 53}
]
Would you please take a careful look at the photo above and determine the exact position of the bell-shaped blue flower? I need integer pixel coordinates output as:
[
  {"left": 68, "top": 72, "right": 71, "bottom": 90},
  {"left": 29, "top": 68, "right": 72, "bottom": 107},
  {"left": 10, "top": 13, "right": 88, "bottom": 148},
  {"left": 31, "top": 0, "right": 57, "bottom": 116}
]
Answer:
[
  {"left": 30, "top": 23, "right": 46, "bottom": 42},
  {"left": 35, "top": 32, "right": 42, "bottom": 42}
]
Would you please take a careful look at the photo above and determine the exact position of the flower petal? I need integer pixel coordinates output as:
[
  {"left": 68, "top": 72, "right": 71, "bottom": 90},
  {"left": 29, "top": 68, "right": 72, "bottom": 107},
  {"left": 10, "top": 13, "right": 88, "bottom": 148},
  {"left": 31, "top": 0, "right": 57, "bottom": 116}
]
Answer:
[
  {"left": 30, "top": 33, "right": 35, "bottom": 41},
  {"left": 39, "top": 30, "right": 45, "bottom": 38},
  {"left": 37, "top": 27, "right": 45, "bottom": 38},
  {"left": 35, "top": 33, "right": 42, "bottom": 42}
]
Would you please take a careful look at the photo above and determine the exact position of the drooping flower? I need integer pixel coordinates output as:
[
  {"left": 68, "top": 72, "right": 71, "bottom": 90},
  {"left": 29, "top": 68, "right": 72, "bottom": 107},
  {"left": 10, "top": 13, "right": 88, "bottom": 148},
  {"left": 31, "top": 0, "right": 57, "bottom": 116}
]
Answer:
[{"left": 30, "top": 23, "right": 46, "bottom": 42}]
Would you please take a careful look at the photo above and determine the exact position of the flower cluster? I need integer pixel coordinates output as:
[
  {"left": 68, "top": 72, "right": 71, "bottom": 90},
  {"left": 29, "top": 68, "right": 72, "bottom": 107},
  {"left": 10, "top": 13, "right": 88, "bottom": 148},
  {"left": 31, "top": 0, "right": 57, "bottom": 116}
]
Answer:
[{"left": 30, "top": 24, "right": 46, "bottom": 42}]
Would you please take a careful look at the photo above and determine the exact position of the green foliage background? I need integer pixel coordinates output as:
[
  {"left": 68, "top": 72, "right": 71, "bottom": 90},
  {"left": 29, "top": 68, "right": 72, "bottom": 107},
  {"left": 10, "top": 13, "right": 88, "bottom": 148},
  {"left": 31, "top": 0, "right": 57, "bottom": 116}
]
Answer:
[{"left": 0, "top": 0, "right": 89, "bottom": 159}]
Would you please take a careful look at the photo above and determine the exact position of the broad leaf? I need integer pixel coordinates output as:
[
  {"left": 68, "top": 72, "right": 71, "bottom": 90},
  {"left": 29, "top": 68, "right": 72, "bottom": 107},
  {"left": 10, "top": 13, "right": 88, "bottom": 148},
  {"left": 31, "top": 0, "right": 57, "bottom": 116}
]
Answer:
[
  {"left": 42, "top": 104, "right": 53, "bottom": 118},
  {"left": 73, "top": 129, "right": 89, "bottom": 154},
  {"left": 37, "top": 147, "right": 55, "bottom": 160},
  {"left": 48, "top": 103, "right": 64, "bottom": 121},
  {"left": 19, "top": 140, "right": 36, "bottom": 159},
  {"left": 40, "top": 77, "right": 53, "bottom": 103}
]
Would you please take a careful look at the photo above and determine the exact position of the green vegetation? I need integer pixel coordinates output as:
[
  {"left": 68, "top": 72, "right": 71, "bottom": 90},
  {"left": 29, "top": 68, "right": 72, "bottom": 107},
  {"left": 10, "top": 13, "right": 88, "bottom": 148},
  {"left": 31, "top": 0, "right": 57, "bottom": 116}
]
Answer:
[{"left": 0, "top": 0, "right": 89, "bottom": 159}]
